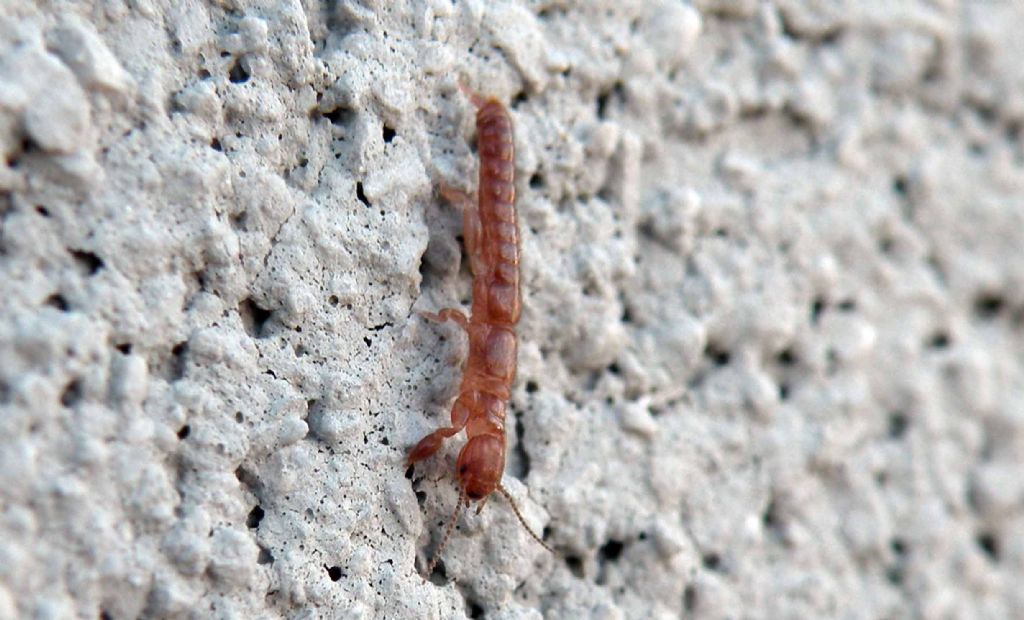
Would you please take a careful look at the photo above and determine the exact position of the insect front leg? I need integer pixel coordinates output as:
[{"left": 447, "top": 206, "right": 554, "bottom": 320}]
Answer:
[
  {"left": 456, "top": 81, "right": 489, "bottom": 109},
  {"left": 406, "top": 398, "right": 472, "bottom": 466}
]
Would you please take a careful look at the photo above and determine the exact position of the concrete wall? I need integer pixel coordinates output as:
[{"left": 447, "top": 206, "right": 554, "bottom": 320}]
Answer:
[{"left": 1, "top": 1, "right": 1022, "bottom": 618}]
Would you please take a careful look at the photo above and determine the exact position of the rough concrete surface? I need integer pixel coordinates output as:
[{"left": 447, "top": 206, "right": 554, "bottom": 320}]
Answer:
[{"left": 1, "top": 0, "right": 1023, "bottom": 618}]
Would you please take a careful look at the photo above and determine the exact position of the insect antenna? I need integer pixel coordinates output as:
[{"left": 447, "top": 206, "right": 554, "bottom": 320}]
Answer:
[
  {"left": 424, "top": 487, "right": 467, "bottom": 581},
  {"left": 497, "top": 484, "right": 554, "bottom": 553}
]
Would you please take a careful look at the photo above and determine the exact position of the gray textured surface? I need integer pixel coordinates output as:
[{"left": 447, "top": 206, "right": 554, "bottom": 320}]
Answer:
[{"left": 2, "top": 1, "right": 1023, "bottom": 618}]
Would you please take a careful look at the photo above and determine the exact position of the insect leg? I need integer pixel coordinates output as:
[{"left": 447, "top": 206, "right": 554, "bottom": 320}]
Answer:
[
  {"left": 419, "top": 308, "right": 470, "bottom": 331},
  {"left": 406, "top": 398, "right": 472, "bottom": 466},
  {"left": 457, "top": 81, "right": 489, "bottom": 109},
  {"left": 439, "top": 183, "right": 484, "bottom": 277}
]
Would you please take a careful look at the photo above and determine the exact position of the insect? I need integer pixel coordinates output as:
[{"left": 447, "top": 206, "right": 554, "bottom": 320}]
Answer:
[{"left": 407, "top": 85, "right": 551, "bottom": 578}]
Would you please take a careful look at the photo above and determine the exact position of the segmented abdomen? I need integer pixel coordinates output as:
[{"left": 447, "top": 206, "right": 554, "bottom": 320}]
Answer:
[{"left": 475, "top": 101, "right": 520, "bottom": 326}]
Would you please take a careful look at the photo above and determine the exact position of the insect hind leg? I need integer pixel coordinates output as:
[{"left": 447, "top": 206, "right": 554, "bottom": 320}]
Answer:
[
  {"left": 438, "top": 183, "right": 475, "bottom": 210},
  {"left": 439, "top": 183, "right": 484, "bottom": 277},
  {"left": 420, "top": 308, "right": 470, "bottom": 331}
]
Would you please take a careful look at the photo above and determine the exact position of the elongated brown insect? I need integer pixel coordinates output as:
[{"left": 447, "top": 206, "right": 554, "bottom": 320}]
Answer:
[{"left": 408, "top": 85, "right": 551, "bottom": 578}]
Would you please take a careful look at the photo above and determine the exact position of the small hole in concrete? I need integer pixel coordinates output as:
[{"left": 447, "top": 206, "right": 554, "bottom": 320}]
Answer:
[
  {"left": 977, "top": 532, "right": 1000, "bottom": 562},
  {"left": 565, "top": 555, "right": 584, "bottom": 578},
  {"left": 890, "top": 539, "right": 906, "bottom": 557},
  {"left": 811, "top": 297, "right": 826, "bottom": 323},
  {"left": 61, "top": 379, "right": 83, "bottom": 407},
  {"left": 892, "top": 175, "right": 908, "bottom": 196},
  {"left": 888, "top": 412, "right": 909, "bottom": 439},
  {"left": 239, "top": 298, "right": 272, "bottom": 338},
  {"left": 323, "top": 107, "right": 354, "bottom": 125},
  {"left": 246, "top": 505, "right": 265, "bottom": 528},
  {"left": 170, "top": 341, "right": 188, "bottom": 381},
  {"left": 356, "top": 182, "right": 370, "bottom": 206},
  {"left": 229, "top": 57, "right": 250, "bottom": 83},
  {"left": 323, "top": 561, "right": 344, "bottom": 582},
  {"left": 886, "top": 564, "right": 904, "bottom": 585},
  {"left": 683, "top": 584, "right": 698, "bottom": 611},
  {"left": 974, "top": 294, "right": 1005, "bottom": 320},
  {"left": 71, "top": 250, "right": 104, "bottom": 275},
  {"left": 702, "top": 552, "right": 721, "bottom": 571},
  {"left": 596, "top": 82, "right": 623, "bottom": 119},
  {"left": 704, "top": 344, "right": 730, "bottom": 366},
  {"left": 927, "top": 331, "right": 950, "bottom": 349},
  {"left": 598, "top": 539, "right": 624, "bottom": 563},
  {"left": 257, "top": 546, "right": 274, "bottom": 565},
  {"left": 427, "top": 560, "right": 448, "bottom": 585},
  {"left": 46, "top": 294, "right": 69, "bottom": 311}
]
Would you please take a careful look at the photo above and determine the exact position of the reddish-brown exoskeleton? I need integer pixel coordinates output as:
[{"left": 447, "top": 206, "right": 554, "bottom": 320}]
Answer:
[{"left": 408, "top": 85, "right": 551, "bottom": 578}]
